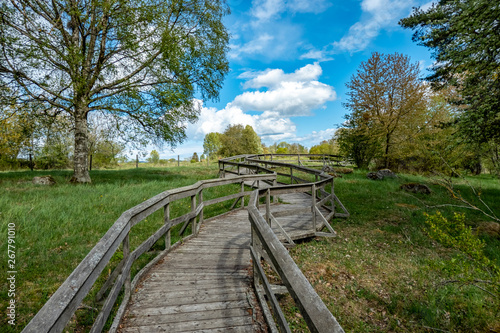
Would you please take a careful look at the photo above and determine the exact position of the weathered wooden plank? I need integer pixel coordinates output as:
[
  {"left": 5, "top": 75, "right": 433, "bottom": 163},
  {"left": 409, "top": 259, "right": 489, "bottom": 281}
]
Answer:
[
  {"left": 204, "top": 191, "right": 244, "bottom": 206},
  {"left": 120, "top": 316, "right": 254, "bottom": 333},
  {"left": 125, "top": 307, "right": 251, "bottom": 326},
  {"left": 148, "top": 271, "right": 250, "bottom": 280},
  {"left": 271, "top": 206, "right": 311, "bottom": 218},
  {"left": 127, "top": 300, "right": 252, "bottom": 316},
  {"left": 132, "top": 286, "right": 249, "bottom": 301},
  {"left": 141, "top": 279, "right": 250, "bottom": 291},
  {"left": 131, "top": 291, "right": 249, "bottom": 307}
]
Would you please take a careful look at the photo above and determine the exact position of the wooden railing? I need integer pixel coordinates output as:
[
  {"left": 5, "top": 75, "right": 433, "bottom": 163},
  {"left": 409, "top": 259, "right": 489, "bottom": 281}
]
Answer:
[
  {"left": 248, "top": 188, "right": 345, "bottom": 333},
  {"left": 218, "top": 154, "right": 348, "bottom": 332},
  {"left": 21, "top": 173, "right": 276, "bottom": 333},
  {"left": 219, "top": 154, "right": 350, "bottom": 218}
]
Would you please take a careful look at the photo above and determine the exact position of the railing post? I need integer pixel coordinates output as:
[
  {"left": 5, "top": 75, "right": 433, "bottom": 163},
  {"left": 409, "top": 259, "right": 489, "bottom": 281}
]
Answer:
[
  {"left": 273, "top": 174, "right": 277, "bottom": 203},
  {"left": 191, "top": 194, "right": 197, "bottom": 235},
  {"left": 290, "top": 167, "right": 293, "bottom": 184},
  {"left": 312, "top": 183, "right": 317, "bottom": 232},
  {"left": 266, "top": 188, "right": 271, "bottom": 226},
  {"left": 164, "top": 203, "right": 171, "bottom": 250},
  {"left": 199, "top": 189, "right": 204, "bottom": 227},
  {"left": 331, "top": 177, "right": 336, "bottom": 215},
  {"left": 123, "top": 233, "right": 131, "bottom": 295},
  {"left": 241, "top": 181, "right": 245, "bottom": 208}
]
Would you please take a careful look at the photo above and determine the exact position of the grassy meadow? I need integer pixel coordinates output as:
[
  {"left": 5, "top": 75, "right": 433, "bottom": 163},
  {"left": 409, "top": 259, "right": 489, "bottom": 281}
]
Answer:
[
  {"left": 1, "top": 163, "right": 499, "bottom": 332},
  {"left": 283, "top": 170, "right": 500, "bottom": 332},
  {"left": 0, "top": 163, "right": 231, "bottom": 332}
]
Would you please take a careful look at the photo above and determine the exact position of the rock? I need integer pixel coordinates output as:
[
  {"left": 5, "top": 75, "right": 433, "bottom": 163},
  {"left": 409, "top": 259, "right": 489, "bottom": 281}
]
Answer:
[
  {"left": 400, "top": 183, "right": 431, "bottom": 194},
  {"left": 367, "top": 169, "right": 397, "bottom": 180},
  {"left": 322, "top": 165, "right": 335, "bottom": 173},
  {"left": 377, "top": 169, "right": 397, "bottom": 178},
  {"left": 32, "top": 175, "right": 56, "bottom": 186},
  {"left": 367, "top": 172, "right": 384, "bottom": 180},
  {"left": 478, "top": 222, "right": 500, "bottom": 238}
]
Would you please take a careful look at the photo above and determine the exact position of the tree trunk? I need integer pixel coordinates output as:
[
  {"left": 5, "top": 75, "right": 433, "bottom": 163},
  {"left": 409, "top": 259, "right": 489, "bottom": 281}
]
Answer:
[
  {"left": 384, "top": 134, "right": 391, "bottom": 169},
  {"left": 71, "top": 111, "right": 91, "bottom": 183}
]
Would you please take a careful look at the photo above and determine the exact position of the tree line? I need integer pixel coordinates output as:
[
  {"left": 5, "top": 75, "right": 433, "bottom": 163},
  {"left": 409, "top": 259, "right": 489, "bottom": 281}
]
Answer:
[{"left": 1, "top": 1, "right": 498, "bottom": 179}]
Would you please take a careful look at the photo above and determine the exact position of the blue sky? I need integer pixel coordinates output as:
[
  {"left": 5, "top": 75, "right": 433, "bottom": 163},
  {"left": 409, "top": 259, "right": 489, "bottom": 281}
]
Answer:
[{"left": 157, "top": 0, "right": 434, "bottom": 159}]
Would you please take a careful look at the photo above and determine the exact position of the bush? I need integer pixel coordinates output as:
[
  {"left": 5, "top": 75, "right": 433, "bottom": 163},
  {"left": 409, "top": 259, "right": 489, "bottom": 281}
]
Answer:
[{"left": 424, "top": 211, "right": 499, "bottom": 292}]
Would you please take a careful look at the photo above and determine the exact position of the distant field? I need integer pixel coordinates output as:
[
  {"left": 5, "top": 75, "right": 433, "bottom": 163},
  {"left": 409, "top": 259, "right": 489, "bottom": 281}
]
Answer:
[{"left": 1, "top": 164, "right": 499, "bottom": 332}]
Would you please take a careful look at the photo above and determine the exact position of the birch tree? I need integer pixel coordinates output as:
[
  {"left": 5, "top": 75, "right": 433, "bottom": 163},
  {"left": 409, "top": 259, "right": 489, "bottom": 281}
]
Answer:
[{"left": 0, "top": 0, "right": 230, "bottom": 182}]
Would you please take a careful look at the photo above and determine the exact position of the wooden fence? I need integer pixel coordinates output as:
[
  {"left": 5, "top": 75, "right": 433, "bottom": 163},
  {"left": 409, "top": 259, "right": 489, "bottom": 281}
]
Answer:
[
  {"left": 248, "top": 186, "right": 345, "bottom": 333},
  {"left": 21, "top": 174, "right": 275, "bottom": 333},
  {"left": 219, "top": 154, "right": 348, "bottom": 332}
]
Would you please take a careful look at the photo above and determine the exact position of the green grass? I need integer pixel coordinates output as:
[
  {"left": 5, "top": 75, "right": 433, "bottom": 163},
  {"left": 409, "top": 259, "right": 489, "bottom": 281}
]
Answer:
[
  {"left": 1, "top": 165, "right": 499, "bottom": 332},
  {"left": 0, "top": 163, "right": 243, "bottom": 332},
  {"left": 286, "top": 169, "right": 500, "bottom": 332}
]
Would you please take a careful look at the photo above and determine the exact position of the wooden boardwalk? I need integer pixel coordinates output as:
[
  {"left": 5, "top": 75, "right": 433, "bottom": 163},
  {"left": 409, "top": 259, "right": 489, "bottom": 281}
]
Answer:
[
  {"left": 118, "top": 208, "right": 265, "bottom": 332},
  {"left": 118, "top": 182, "right": 334, "bottom": 332}
]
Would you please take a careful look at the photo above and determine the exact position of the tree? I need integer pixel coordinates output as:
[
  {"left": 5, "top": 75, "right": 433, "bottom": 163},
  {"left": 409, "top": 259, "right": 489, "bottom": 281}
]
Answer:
[
  {"left": 0, "top": 107, "right": 31, "bottom": 161},
  {"left": 148, "top": 150, "right": 160, "bottom": 164},
  {"left": 0, "top": 1, "right": 230, "bottom": 182},
  {"left": 241, "top": 125, "right": 263, "bottom": 154},
  {"left": 88, "top": 114, "right": 126, "bottom": 168},
  {"left": 276, "top": 142, "right": 289, "bottom": 154},
  {"left": 203, "top": 132, "right": 222, "bottom": 161},
  {"left": 341, "top": 52, "right": 427, "bottom": 168},
  {"left": 289, "top": 143, "right": 308, "bottom": 154},
  {"left": 219, "top": 124, "right": 262, "bottom": 157},
  {"left": 336, "top": 128, "right": 379, "bottom": 169},
  {"left": 400, "top": 1, "right": 500, "bottom": 143},
  {"left": 191, "top": 152, "right": 199, "bottom": 163}
]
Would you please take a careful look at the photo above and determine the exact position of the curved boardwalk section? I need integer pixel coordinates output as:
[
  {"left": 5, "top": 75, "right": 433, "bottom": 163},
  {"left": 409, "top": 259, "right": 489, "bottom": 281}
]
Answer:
[{"left": 119, "top": 209, "right": 264, "bottom": 333}]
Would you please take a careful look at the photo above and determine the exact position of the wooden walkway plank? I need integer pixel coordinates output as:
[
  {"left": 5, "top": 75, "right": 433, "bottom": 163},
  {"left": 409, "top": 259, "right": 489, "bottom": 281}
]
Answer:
[{"left": 118, "top": 209, "right": 264, "bottom": 333}]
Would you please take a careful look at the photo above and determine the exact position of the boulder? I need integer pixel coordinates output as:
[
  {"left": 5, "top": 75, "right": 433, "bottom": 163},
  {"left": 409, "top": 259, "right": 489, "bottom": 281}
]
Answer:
[
  {"left": 367, "top": 172, "right": 384, "bottom": 180},
  {"left": 322, "top": 165, "right": 335, "bottom": 173},
  {"left": 367, "top": 169, "right": 397, "bottom": 180},
  {"left": 32, "top": 175, "right": 56, "bottom": 186},
  {"left": 377, "top": 169, "right": 397, "bottom": 178},
  {"left": 400, "top": 183, "right": 431, "bottom": 194}
]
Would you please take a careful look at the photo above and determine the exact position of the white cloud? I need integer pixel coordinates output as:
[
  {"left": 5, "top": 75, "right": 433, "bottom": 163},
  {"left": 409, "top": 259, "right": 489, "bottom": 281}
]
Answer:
[
  {"left": 287, "top": 0, "right": 331, "bottom": 14},
  {"left": 251, "top": 0, "right": 285, "bottom": 21},
  {"left": 228, "top": 34, "right": 274, "bottom": 59},
  {"left": 296, "top": 128, "right": 337, "bottom": 143},
  {"left": 233, "top": 63, "right": 336, "bottom": 116},
  {"left": 233, "top": 81, "right": 335, "bottom": 116},
  {"left": 332, "top": 0, "right": 415, "bottom": 53},
  {"left": 250, "top": 0, "right": 331, "bottom": 20},
  {"left": 241, "top": 62, "right": 323, "bottom": 89},
  {"left": 185, "top": 63, "right": 336, "bottom": 148},
  {"left": 299, "top": 49, "right": 334, "bottom": 62},
  {"left": 229, "top": 0, "right": 330, "bottom": 61}
]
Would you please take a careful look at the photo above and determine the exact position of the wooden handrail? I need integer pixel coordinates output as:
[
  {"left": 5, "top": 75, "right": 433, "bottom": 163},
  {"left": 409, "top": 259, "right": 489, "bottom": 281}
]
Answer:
[
  {"left": 248, "top": 189, "right": 345, "bottom": 333},
  {"left": 21, "top": 173, "right": 276, "bottom": 333}
]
